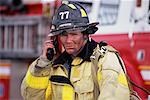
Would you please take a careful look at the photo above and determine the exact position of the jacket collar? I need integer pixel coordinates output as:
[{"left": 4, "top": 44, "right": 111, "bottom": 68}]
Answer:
[{"left": 53, "top": 39, "right": 97, "bottom": 65}]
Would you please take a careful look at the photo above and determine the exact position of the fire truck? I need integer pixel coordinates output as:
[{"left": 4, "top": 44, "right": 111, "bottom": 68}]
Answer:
[{"left": 0, "top": 0, "right": 150, "bottom": 99}]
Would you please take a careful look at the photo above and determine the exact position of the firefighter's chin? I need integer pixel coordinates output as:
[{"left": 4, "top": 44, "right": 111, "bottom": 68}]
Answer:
[{"left": 65, "top": 48, "right": 78, "bottom": 55}]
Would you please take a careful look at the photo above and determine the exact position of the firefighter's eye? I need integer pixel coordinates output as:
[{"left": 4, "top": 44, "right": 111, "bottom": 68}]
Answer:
[{"left": 60, "top": 31, "right": 67, "bottom": 36}]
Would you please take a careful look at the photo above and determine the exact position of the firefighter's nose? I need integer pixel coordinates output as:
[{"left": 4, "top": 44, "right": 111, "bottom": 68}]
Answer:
[{"left": 66, "top": 34, "right": 73, "bottom": 43}]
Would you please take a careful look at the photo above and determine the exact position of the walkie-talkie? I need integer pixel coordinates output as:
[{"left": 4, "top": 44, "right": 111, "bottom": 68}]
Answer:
[
  {"left": 46, "top": 36, "right": 60, "bottom": 61},
  {"left": 46, "top": 48, "right": 55, "bottom": 61}
]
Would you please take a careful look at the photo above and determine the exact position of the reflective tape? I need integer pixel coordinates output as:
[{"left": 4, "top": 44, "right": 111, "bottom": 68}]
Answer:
[
  {"left": 118, "top": 73, "right": 128, "bottom": 86},
  {"left": 97, "top": 71, "right": 102, "bottom": 84},
  {"left": 26, "top": 70, "right": 49, "bottom": 89},
  {"left": 45, "top": 82, "right": 52, "bottom": 100},
  {"left": 62, "top": 85, "right": 74, "bottom": 100}
]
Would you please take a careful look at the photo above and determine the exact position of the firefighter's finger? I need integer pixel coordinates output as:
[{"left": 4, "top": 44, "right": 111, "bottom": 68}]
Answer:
[
  {"left": 43, "top": 43, "right": 54, "bottom": 49},
  {"left": 45, "top": 40, "right": 53, "bottom": 46},
  {"left": 46, "top": 44, "right": 54, "bottom": 48}
]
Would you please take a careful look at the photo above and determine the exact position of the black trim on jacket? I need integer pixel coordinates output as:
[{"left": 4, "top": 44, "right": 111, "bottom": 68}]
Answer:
[{"left": 50, "top": 75, "right": 74, "bottom": 87}]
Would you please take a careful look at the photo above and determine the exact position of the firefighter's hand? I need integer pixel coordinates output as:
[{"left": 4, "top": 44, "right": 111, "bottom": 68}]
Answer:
[{"left": 41, "top": 36, "right": 54, "bottom": 60}]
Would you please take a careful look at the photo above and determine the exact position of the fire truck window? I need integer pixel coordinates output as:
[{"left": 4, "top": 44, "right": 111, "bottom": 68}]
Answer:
[{"left": 98, "top": 0, "right": 120, "bottom": 25}]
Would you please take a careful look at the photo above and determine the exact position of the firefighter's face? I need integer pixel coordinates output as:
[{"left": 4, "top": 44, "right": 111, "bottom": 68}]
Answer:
[{"left": 59, "top": 31, "right": 87, "bottom": 56}]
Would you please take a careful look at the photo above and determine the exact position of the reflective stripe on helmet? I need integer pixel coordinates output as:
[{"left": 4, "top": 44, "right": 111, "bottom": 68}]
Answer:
[
  {"left": 80, "top": 9, "right": 87, "bottom": 17},
  {"left": 68, "top": 4, "right": 77, "bottom": 9}
]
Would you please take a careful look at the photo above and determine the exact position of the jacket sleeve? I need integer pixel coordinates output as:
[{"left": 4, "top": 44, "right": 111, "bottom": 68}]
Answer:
[
  {"left": 21, "top": 57, "right": 52, "bottom": 100},
  {"left": 97, "top": 52, "right": 130, "bottom": 100}
]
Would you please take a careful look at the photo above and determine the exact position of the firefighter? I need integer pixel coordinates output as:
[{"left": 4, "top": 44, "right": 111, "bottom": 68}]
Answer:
[{"left": 21, "top": 1, "right": 130, "bottom": 100}]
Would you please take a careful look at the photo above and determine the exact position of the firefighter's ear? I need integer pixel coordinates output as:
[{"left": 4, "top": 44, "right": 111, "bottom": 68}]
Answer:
[{"left": 83, "top": 34, "right": 88, "bottom": 40}]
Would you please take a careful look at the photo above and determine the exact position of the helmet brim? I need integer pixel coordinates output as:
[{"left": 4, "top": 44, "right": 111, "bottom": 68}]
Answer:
[{"left": 48, "top": 22, "right": 99, "bottom": 36}]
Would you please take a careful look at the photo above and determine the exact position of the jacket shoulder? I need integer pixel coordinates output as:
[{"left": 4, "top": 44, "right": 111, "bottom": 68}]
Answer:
[
  {"left": 91, "top": 41, "right": 118, "bottom": 64},
  {"left": 92, "top": 41, "right": 118, "bottom": 58}
]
